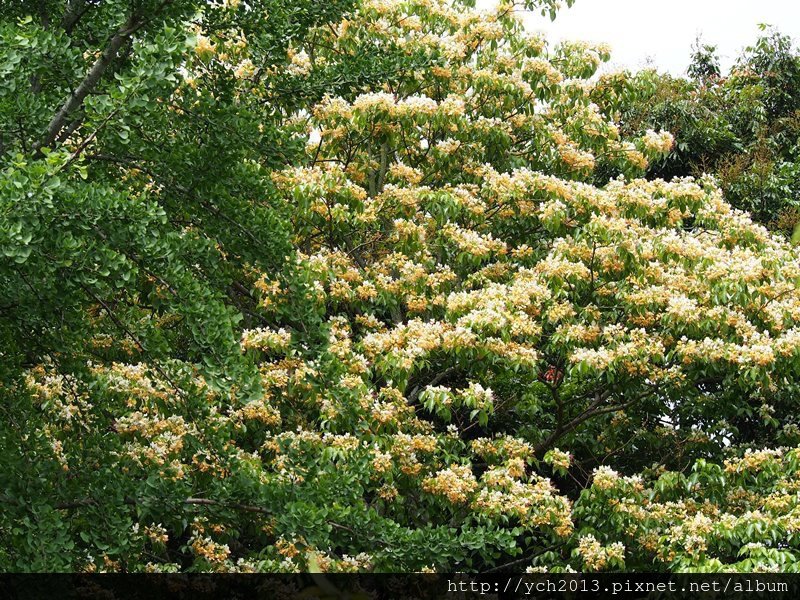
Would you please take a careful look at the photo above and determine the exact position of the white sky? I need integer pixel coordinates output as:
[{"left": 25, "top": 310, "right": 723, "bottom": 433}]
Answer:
[{"left": 479, "top": 0, "right": 800, "bottom": 75}]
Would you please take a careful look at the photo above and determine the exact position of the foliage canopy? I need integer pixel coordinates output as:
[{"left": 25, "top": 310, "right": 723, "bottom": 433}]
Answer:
[
  {"left": 591, "top": 26, "right": 800, "bottom": 235},
  {"left": 1, "top": 0, "right": 800, "bottom": 574}
]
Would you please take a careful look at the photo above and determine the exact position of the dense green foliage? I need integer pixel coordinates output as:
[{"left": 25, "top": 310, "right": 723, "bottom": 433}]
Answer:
[
  {"left": 591, "top": 26, "right": 800, "bottom": 235},
  {"left": 0, "top": 0, "right": 368, "bottom": 382},
  {"left": 0, "top": 0, "right": 357, "bottom": 570},
  {"left": 1, "top": 0, "right": 800, "bottom": 574}
]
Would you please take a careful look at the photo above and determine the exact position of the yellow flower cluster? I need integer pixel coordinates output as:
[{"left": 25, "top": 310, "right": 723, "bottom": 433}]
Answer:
[
  {"left": 191, "top": 535, "right": 231, "bottom": 564},
  {"left": 422, "top": 464, "right": 478, "bottom": 504},
  {"left": 592, "top": 466, "right": 621, "bottom": 490},
  {"left": 241, "top": 327, "right": 292, "bottom": 353},
  {"left": 642, "top": 129, "right": 675, "bottom": 154},
  {"left": 577, "top": 534, "right": 626, "bottom": 571},
  {"left": 544, "top": 448, "right": 572, "bottom": 472},
  {"left": 471, "top": 468, "right": 573, "bottom": 537}
]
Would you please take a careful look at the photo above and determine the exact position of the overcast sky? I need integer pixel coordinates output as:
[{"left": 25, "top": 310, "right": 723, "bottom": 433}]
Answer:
[{"left": 479, "top": 0, "right": 800, "bottom": 76}]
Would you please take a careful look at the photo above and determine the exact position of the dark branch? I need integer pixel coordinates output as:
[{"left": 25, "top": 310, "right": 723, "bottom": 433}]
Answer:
[
  {"left": 60, "top": 0, "right": 92, "bottom": 34},
  {"left": 35, "top": 13, "right": 140, "bottom": 153},
  {"left": 50, "top": 496, "right": 271, "bottom": 514},
  {"left": 36, "top": 1, "right": 174, "bottom": 154}
]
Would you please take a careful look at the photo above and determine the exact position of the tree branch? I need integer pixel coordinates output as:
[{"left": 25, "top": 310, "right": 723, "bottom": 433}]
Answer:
[
  {"left": 534, "top": 388, "right": 616, "bottom": 455},
  {"left": 35, "top": 13, "right": 140, "bottom": 153},
  {"left": 50, "top": 496, "right": 271, "bottom": 514},
  {"left": 60, "top": 0, "right": 92, "bottom": 35},
  {"left": 35, "top": 0, "right": 173, "bottom": 154},
  {"left": 407, "top": 366, "right": 460, "bottom": 404}
]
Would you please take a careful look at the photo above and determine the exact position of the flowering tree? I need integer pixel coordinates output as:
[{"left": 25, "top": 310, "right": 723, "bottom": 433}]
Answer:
[
  {"left": 589, "top": 27, "right": 800, "bottom": 235},
  {"left": 3, "top": 0, "right": 800, "bottom": 573}
]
